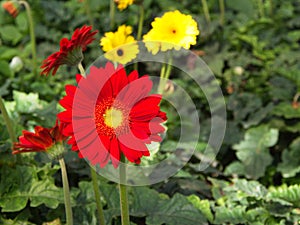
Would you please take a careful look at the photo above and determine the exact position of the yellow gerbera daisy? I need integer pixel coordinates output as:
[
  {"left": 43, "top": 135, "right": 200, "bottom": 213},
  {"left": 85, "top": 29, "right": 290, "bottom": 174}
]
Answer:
[
  {"left": 114, "top": 0, "right": 134, "bottom": 11},
  {"left": 100, "top": 25, "right": 139, "bottom": 65},
  {"left": 143, "top": 10, "right": 200, "bottom": 55}
]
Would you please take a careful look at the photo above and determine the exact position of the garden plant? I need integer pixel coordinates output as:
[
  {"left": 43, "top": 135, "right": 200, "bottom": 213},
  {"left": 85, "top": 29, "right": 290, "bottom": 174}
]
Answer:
[{"left": 0, "top": 0, "right": 300, "bottom": 225}]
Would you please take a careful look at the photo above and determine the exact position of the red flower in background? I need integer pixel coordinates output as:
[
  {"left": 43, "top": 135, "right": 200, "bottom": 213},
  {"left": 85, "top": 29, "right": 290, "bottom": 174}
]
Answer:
[
  {"left": 13, "top": 121, "right": 68, "bottom": 156},
  {"left": 41, "top": 25, "right": 98, "bottom": 76},
  {"left": 58, "top": 62, "right": 167, "bottom": 168},
  {"left": 2, "top": 1, "right": 19, "bottom": 18}
]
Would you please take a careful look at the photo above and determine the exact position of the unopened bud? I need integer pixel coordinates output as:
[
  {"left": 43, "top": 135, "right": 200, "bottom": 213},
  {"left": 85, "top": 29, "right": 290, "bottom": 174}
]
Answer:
[
  {"left": 9, "top": 56, "right": 23, "bottom": 72},
  {"left": 233, "top": 66, "right": 244, "bottom": 75}
]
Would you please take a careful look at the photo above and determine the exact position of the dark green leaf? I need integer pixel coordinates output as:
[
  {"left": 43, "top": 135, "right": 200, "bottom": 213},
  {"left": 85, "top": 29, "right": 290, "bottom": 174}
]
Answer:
[
  {"left": 0, "top": 25, "right": 23, "bottom": 44},
  {"left": 233, "top": 125, "right": 278, "bottom": 179},
  {"left": 278, "top": 138, "right": 300, "bottom": 178},
  {"left": 146, "top": 193, "right": 207, "bottom": 225}
]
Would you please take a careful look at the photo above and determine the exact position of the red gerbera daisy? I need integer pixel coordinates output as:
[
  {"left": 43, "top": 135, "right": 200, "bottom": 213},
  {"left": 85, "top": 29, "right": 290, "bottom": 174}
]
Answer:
[
  {"left": 41, "top": 25, "right": 98, "bottom": 76},
  {"left": 58, "top": 62, "right": 167, "bottom": 168},
  {"left": 13, "top": 121, "right": 68, "bottom": 158}
]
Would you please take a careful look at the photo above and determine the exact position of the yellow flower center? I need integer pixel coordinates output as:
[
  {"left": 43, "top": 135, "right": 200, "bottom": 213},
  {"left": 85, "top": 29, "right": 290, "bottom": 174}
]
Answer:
[{"left": 103, "top": 108, "right": 124, "bottom": 128}]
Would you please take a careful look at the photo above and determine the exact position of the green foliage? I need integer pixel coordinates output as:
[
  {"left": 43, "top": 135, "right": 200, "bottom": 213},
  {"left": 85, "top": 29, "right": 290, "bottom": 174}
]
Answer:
[
  {"left": 230, "top": 125, "right": 278, "bottom": 179},
  {"left": 0, "top": 164, "right": 63, "bottom": 212},
  {"left": 0, "top": 0, "right": 299, "bottom": 224},
  {"left": 277, "top": 138, "right": 300, "bottom": 178}
]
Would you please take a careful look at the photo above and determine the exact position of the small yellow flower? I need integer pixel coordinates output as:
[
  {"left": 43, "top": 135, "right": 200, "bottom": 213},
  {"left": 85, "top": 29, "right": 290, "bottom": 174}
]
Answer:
[
  {"left": 114, "top": 0, "right": 134, "bottom": 11},
  {"left": 143, "top": 10, "right": 200, "bottom": 54},
  {"left": 100, "top": 25, "right": 139, "bottom": 65}
]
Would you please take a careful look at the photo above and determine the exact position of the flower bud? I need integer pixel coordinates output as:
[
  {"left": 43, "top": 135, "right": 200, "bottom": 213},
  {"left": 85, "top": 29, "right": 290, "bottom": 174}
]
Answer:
[
  {"left": 233, "top": 66, "right": 244, "bottom": 75},
  {"left": 9, "top": 56, "right": 23, "bottom": 72}
]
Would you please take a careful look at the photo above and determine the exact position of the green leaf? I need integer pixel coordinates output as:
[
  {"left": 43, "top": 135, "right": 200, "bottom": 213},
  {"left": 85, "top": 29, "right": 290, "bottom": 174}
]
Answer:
[
  {"left": 278, "top": 138, "right": 300, "bottom": 178},
  {"left": 269, "top": 76, "right": 297, "bottom": 101},
  {"left": 225, "top": 179, "right": 268, "bottom": 199},
  {"left": 73, "top": 181, "right": 98, "bottom": 225},
  {"left": 268, "top": 184, "right": 300, "bottom": 208},
  {"left": 0, "top": 165, "right": 34, "bottom": 212},
  {"left": 273, "top": 102, "right": 300, "bottom": 119},
  {"left": 245, "top": 207, "right": 269, "bottom": 223},
  {"left": 0, "top": 25, "right": 23, "bottom": 44},
  {"left": 233, "top": 125, "right": 278, "bottom": 179},
  {"left": 224, "top": 161, "right": 245, "bottom": 176},
  {"left": 214, "top": 206, "right": 247, "bottom": 224},
  {"left": 130, "top": 186, "right": 164, "bottom": 217},
  {"left": 226, "top": 0, "right": 255, "bottom": 17},
  {"left": 0, "top": 79, "right": 11, "bottom": 97},
  {"left": 187, "top": 195, "right": 213, "bottom": 223},
  {"left": 0, "top": 165, "right": 64, "bottom": 212},
  {"left": 146, "top": 193, "right": 207, "bottom": 225},
  {"left": 13, "top": 91, "right": 47, "bottom": 114},
  {"left": 0, "top": 60, "right": 12, "bottom": 77},
  {"left": 227, "top": 93, "right": 262, "bottom": 124},
  {"left": 16, "top": 12, "right": 28, "bottom": 32},
  {"left": 29, "top": 179, "right": 64, "bottom": 209},
  {"left": 124, "top": 187, "right": 208, "bottom": 225},
  {"left": 0, "top": 46, "right": 20, "bottom": 60}
]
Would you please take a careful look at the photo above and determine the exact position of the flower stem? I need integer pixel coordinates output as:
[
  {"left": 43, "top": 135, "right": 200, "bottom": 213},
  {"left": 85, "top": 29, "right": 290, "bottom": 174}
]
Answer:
[
  {"left": 293, "top": 92, "right": 300, "bottom": 104},
  {"left": 164, "top": 57, "right": 173, "bottom": 80},
  {"left": 84, "top": 0, "right": 94, "bottom": 28},
  {"left": 78, "top": 62, "right": 86, "bottom": 78},
  {"left": 59, "top": 158, "right": 73, "bottom": 225},
  {"left": 257, "top": 0, "right": 265, "bottom": 18},
  {"left": 90, "top": 168, "right": 106, "bottom": 225},
  {"left": 219, "top": 0, "right": 225, "bottom": 26},
  {"left": 110, "top": 0, "right": 115, "bottom": 29},
  {"left": 0, "top": 97, "right": 16, "bottom": 144},
  {"left": 133, "top": 4, "right": 144, "bottom": 72},
  {"left": 136, "top": 4, "right": 144, "bottom": 41},
  {"left": 119, "top": 155, "right": 130, "bottom": 225},
  {"left": 158, "top": 57, "right": 173, "bottom": 95},
  {"left": 268, "top": 0, "right": 273, "bottom": 16},
  {"left": 19, "top": 1, "right": 37, "bottom": 76},
  {"left": 201, "top": 0, "right": 211, "bottom": 24},
  {"left": 158, "top": 63, "right": 166, "bottom": 95},
  {"left": 0, "top": 97, "right": 22, "bottom": 163}
]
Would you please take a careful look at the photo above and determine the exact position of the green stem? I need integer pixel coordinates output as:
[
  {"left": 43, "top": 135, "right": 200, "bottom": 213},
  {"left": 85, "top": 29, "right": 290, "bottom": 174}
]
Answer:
[
  {"left": 158, "top": 57, "right": 173, "bottom": 95},
  {"left": 268, "top": 0, "right": 273, "bottom": 16},
  {"left": 119, "top": 155, "right": 130, "bottom": 225},
  {"left": 293, "top": 92, "right": 300, "bottom": 103},
  {"left": 110, "top": 0, "right": 115, "bottom": 29},
  {"left": 136, "top": 4, "right": 144, "bottom": 41},
  {"left": 90, "top": 168, "right": 106, "bottom": 225},
  {"left": 133, "top": 4, "right": 144, "bottom": 71},
  {"left": 59, "top": 158, "right": 73, "bottom": 225},
  {"left": 84, "top": 0, "right": 94, "bottom": 28},
  {"left": 257, "top": 0, "right": 265, "bottom": 18},
  {"left": 219, "top": 0, "right": 225, "bottom": 26},
  {"left": 78, "top": 62, "right": 86, "bottom": 78},
  {"left": 0, "top": 95, "right": 22, "bottom": 163},
  {"left": 19, "top": 1, "right": 37, "bottom": 76},
  {"left": 157, "top": 63, "right": 166, "bottom": 95},
  {"left": 201, "top": 0, "right": 211, "bottom": 24},
  {"left": 164, "top": 57, "right": 173, "bottom": 80},
  {"left": 0, "top": 97, "right": 16, "bottom": 144}
]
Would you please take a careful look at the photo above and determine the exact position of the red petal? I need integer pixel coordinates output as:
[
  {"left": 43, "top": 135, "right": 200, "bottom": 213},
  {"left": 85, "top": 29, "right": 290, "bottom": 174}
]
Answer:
[
  {"left": 110, "top": 138, "right": 120, "bottom": 168},
  {"left": 130, "top": 95, "right": 162, "bottom": 121}
]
